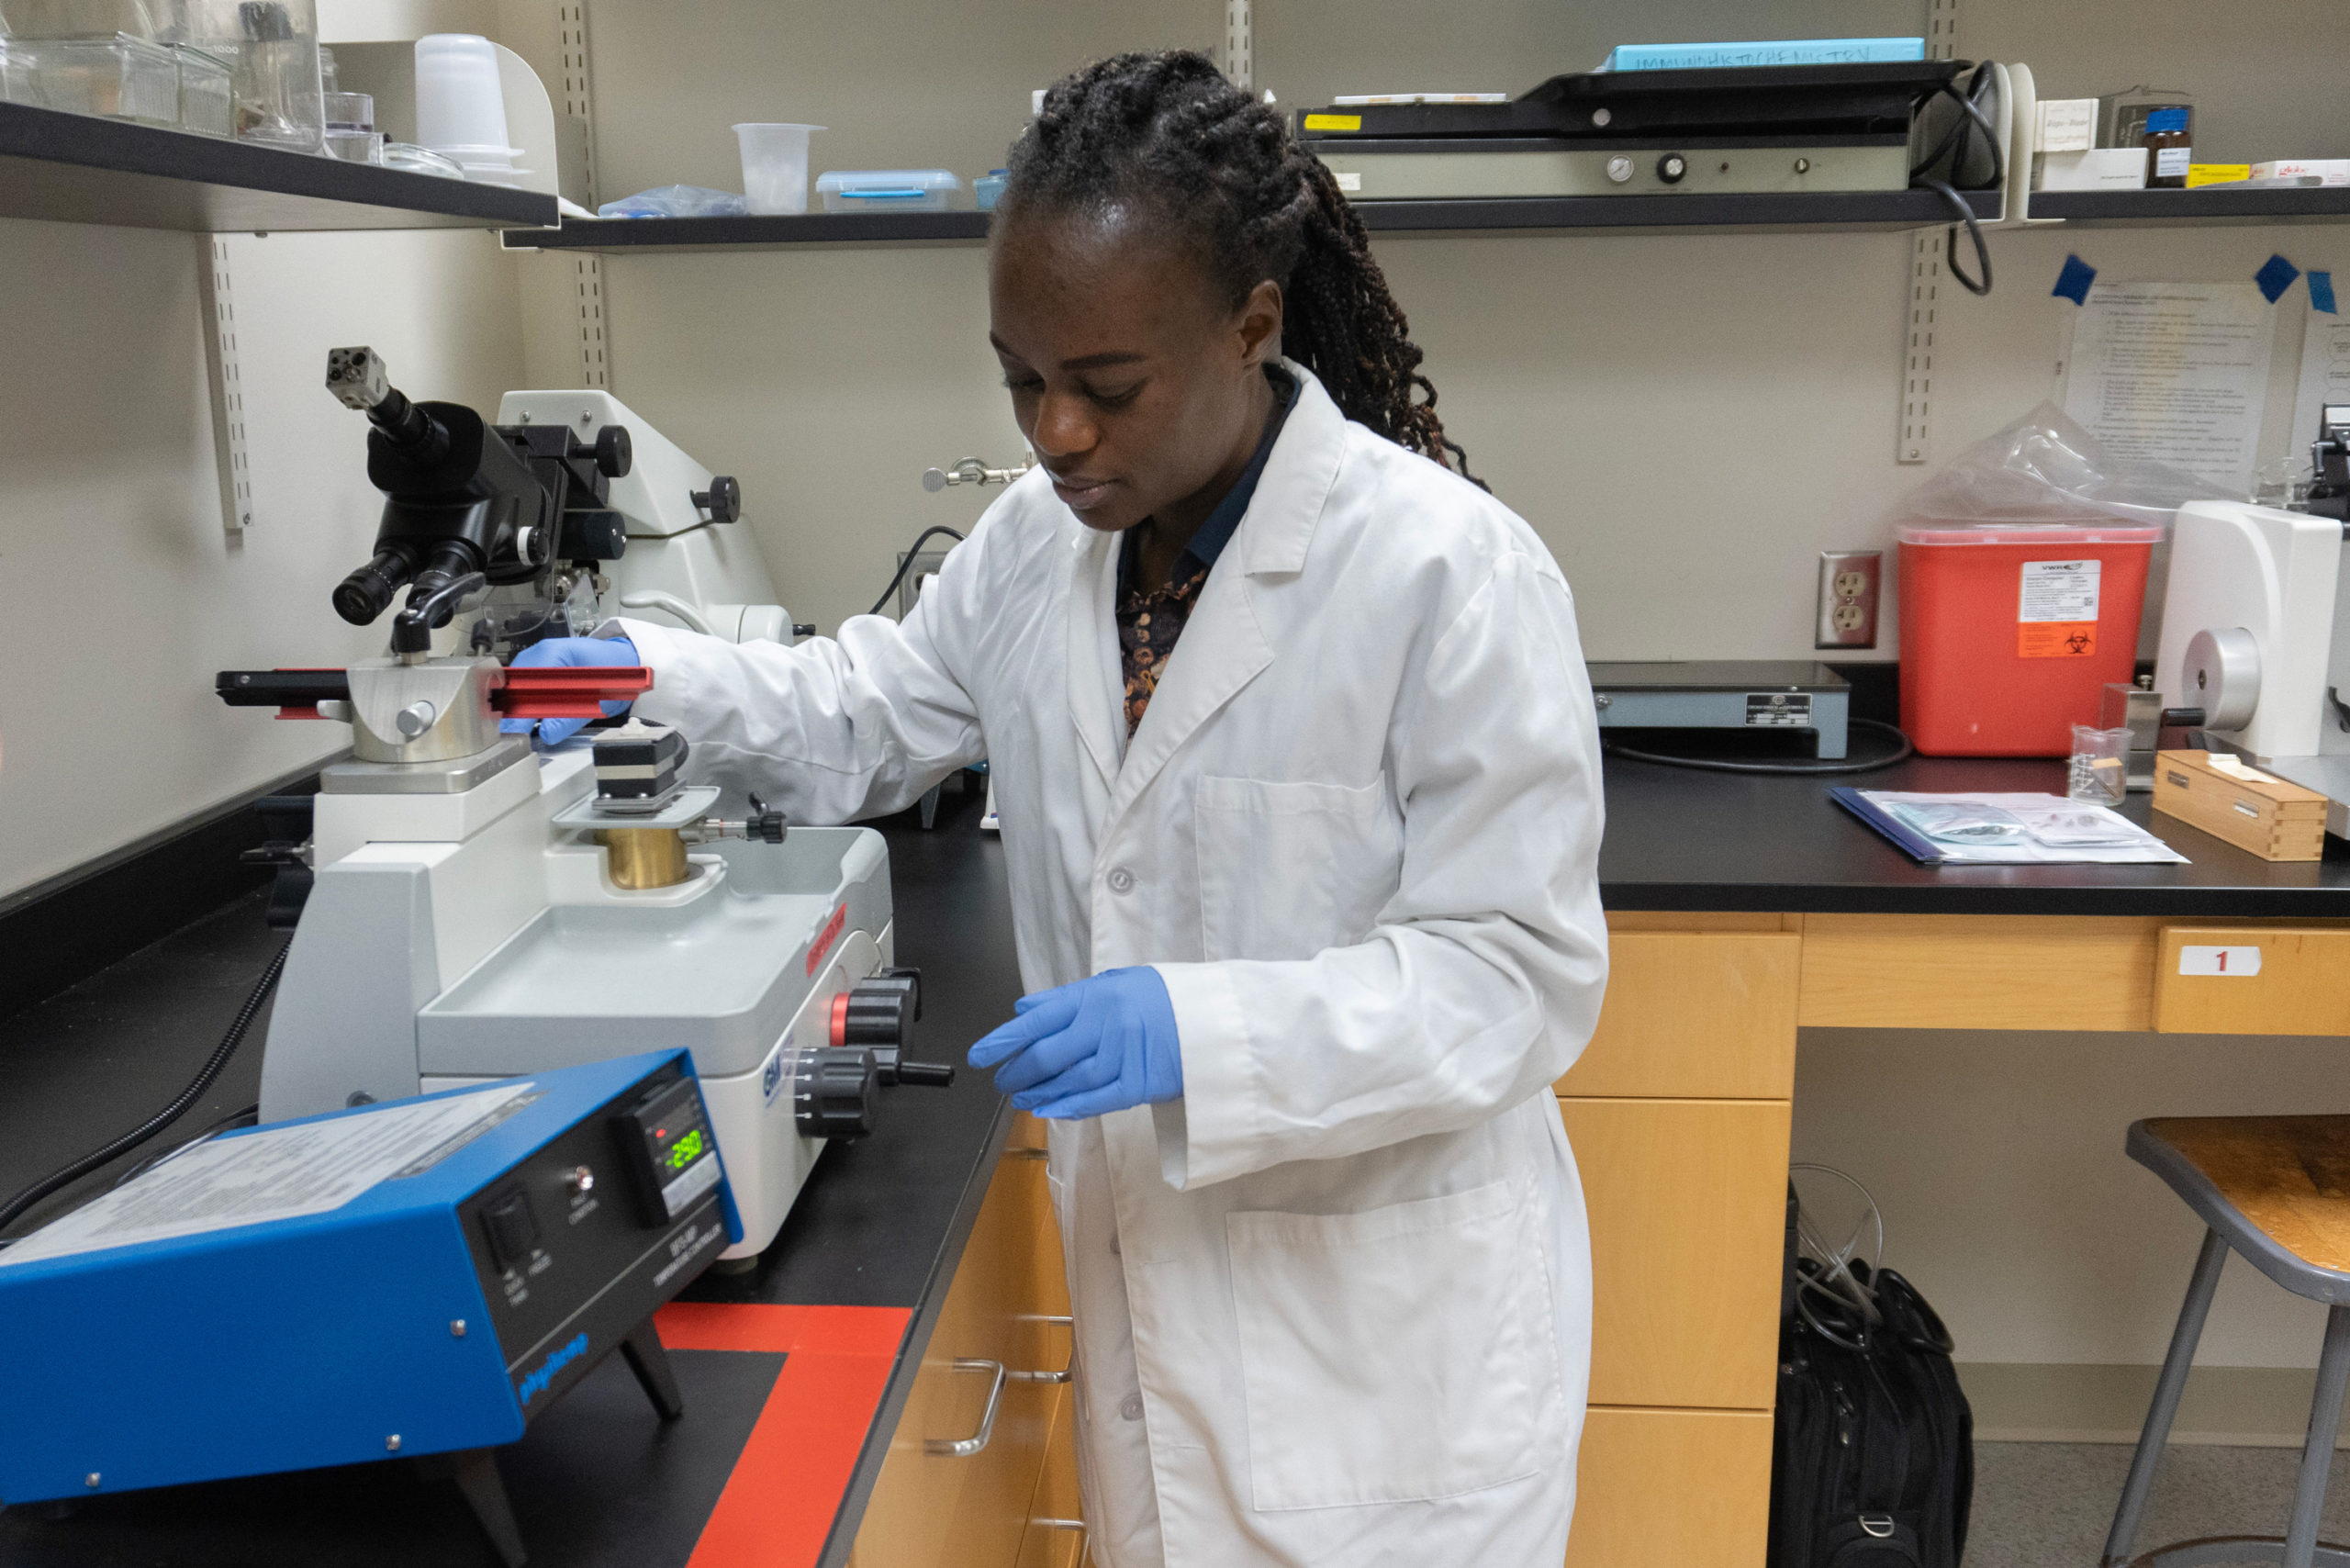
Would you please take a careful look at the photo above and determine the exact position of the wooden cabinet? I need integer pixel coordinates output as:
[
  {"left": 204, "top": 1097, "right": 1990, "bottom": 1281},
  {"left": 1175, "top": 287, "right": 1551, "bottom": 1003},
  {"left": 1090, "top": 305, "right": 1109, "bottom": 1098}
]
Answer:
[
  {"left": 1565, "top": 1406, "right": 1774, "bottom": 1568},
  {"left": 1561, "top": 931, "right": 1799, "bottom": 1099},
  {"left": 1798, "top": 913, "right": 2161, "bottom": 1031},
  {"left": 848, "top": 1132, "right": 1061, "bottom": 1568},
  {"left": 1561, "top": 1097, "right": 1792, "bottom": 1409},
  {"left": 2154, "top": 924, "right": 2350, "bottom": 1035},
  {"left": 1560, "top": 919, "right": 1796, "bottom": 1568}
]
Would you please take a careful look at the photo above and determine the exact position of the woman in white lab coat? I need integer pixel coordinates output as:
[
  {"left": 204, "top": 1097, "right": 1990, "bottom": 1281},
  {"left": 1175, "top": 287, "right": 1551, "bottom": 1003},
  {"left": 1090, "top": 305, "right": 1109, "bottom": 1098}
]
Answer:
[{"left": 523, "top": 50, "right": 1608, "bottom": 1567}]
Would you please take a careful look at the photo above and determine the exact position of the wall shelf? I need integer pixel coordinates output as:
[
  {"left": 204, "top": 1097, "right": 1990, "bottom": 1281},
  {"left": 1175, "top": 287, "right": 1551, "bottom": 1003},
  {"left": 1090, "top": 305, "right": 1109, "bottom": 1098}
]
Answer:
[
  {"left": 0, "top": 101, "right": 556, "bottom": 232},
  {"left": 503, "top": 210, "right": 990, "bottom": 252},
  {"left": 1348, "top": 188, "right": 2002, "bottom": 235},
  {"left": 2025, "top": 186, "right": 2350, "bottom": 227},
  {"left": 502, "top": 188, "right": 2005, "bottom": 253}
]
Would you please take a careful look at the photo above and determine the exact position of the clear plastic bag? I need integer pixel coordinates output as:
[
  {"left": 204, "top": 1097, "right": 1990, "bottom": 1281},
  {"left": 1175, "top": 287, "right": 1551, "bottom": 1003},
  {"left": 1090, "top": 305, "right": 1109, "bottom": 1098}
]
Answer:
[
  {"left": 598, "top": 184, "right": 748, "bottom": 218},
  {"left": 1885, "top": 801, "right": 2031, "bottom": 845},
  {"left": 2020, "top": 805, "right": 2143, "bottom": 846},
  {"left": 1892, "top": 401, "right": 2236, "bottom": 532}
]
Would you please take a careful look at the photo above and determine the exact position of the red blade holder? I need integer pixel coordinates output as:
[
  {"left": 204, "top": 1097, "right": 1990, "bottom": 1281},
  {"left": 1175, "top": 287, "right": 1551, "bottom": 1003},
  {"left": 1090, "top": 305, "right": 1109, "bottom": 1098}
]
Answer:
[{"left": 493, "top": 666, "right": 655, "bottom": 719}]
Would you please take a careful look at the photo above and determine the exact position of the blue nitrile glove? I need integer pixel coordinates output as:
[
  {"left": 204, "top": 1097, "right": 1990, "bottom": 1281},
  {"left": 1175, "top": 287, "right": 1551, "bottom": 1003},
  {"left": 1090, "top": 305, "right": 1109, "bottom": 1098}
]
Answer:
[
  {"left": 968, "top": 967, "right": 1182, "bottom": 1120},
  {"left": 500, "top": 635, "right": 639, "bottom": 745}
]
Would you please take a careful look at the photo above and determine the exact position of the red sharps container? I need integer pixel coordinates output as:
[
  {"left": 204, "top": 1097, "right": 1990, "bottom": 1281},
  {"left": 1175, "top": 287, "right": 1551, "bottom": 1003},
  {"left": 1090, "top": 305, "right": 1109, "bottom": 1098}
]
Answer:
[{"left": 1897, "top": 521, "right": 2163, "bottom": 756}]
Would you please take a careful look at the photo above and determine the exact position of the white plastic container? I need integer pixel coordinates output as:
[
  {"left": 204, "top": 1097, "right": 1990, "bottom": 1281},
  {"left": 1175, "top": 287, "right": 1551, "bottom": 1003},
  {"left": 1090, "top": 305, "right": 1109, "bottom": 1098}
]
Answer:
[
  {"left": 733, "top": 122, "right": 822, "bottom": 215},
  {"left": 816, "top": 168, "right": 961, "bottom": 213},
  {"left": 414, "top": 33, "right": 510, "bottom": 173}
]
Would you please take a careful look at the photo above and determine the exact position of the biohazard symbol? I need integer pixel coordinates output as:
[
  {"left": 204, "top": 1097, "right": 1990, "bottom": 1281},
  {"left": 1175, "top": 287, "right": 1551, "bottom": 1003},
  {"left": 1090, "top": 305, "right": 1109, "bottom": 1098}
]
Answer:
[{"left": 2020, "top": 622, "right": 2098, "bottom": 658}]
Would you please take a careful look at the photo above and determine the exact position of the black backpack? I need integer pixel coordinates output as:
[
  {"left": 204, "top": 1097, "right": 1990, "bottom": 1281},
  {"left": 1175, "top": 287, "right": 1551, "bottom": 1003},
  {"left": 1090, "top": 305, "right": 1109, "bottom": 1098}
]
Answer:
[{"left": 1767, "top": 1188, "right": 1974, "bottom": 1568}]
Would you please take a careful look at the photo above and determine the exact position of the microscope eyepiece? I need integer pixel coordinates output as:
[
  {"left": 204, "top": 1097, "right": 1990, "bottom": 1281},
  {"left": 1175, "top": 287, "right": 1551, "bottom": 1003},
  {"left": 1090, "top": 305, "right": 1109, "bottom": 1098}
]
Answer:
[{"left": 334, "top": 547, "right": 419, "bottom": 626}]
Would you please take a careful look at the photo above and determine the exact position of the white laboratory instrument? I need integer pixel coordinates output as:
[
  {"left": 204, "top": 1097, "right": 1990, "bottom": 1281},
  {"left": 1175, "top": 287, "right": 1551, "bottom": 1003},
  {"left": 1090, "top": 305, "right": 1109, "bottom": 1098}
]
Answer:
[
  {"left": 2155, "top": 498, "right": 2350, "bottom": 835},
  {"left": 216, "top": 350, "right": 949, "bottom": 1261}
]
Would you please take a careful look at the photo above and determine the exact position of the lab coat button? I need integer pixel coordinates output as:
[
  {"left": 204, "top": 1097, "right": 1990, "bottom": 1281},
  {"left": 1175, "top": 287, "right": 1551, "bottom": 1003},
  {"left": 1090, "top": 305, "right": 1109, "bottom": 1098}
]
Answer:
[
  {"left": 1120, "top": 1394, "right": 1144, "bottom": 1421},
  {"left": 1106, "top": 867, "right": 1136, "bottom": 894}
]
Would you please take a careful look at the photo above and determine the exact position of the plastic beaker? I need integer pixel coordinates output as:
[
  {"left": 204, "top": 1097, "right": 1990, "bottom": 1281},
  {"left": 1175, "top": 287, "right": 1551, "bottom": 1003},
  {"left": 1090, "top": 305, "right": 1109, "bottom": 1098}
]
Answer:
[
  {"left": 414, "top": 32, "right": 509, "bottom": 160},
  {"left": 734, "top": 122, "right": 822, "bottom": 216},
  {"left": 2066, "top": 723, "right": 2132, "bottom": 805}
]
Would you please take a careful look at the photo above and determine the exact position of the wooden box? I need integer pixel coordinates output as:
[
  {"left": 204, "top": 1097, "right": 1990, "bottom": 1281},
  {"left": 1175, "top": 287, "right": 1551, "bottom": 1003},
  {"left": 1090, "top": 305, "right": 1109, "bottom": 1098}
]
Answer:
[{"left": 2151, "top": 750, "right": 2329, "bottom": 861}]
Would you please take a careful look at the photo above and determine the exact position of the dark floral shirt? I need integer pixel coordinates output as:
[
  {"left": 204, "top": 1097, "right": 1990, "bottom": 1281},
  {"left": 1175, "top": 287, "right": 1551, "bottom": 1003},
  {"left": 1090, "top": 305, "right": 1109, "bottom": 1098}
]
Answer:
[{"left": 1113, "top": 370, "right": 1295, "bottom": 737}]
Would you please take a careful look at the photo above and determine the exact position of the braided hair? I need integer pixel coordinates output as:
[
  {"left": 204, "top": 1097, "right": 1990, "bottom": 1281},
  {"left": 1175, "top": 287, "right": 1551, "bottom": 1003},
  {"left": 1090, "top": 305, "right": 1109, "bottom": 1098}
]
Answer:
[{"left": 1002, "top": 50, "right": 1483, "bottom": 487}]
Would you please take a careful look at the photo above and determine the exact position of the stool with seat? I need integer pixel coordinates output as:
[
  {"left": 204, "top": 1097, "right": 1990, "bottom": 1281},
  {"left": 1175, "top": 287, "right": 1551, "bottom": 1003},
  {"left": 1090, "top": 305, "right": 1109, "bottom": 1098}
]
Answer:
[{"left": 2104, "top": 1115, "right": 2350, "bottom": 1568}]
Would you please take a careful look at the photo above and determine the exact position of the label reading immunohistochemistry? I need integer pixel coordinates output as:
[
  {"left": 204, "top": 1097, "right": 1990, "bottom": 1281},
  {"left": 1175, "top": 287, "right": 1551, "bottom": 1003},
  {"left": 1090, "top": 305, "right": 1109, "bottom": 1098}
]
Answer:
[{"left": 2018, "top": 558, "right": 2101, "bottom": 657}]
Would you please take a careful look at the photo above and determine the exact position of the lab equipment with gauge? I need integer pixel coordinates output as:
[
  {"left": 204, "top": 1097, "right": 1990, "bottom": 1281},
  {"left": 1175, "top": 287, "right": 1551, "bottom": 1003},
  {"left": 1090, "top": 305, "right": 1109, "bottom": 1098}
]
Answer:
[
  {"left": 2154, "top": 492, "right": 2350, "bottom": 838},
  {"left": 215, "top": 349, "right": 950, "bottom": 1265},
  {"left": 1591, "top": 661, "right": 1853, "bottom": 757},
  {"left": 1295, "top": 61, "right": 1986, "bottom": 201},
  {"left": 0, "top": 1051, "right": 734, "bottom": 1568}
]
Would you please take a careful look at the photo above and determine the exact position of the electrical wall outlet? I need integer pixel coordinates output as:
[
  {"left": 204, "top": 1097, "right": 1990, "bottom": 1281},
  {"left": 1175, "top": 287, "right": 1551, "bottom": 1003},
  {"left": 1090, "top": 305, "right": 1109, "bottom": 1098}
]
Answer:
[{"left": 1815, "top": 551, "right": 1882, "bottom": 648}]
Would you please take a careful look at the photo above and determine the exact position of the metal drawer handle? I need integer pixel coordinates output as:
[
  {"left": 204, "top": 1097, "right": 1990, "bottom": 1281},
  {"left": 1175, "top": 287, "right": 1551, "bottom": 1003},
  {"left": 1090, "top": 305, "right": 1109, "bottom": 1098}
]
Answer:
[
  {"left": 1010, "top": 1314, "right": 1074, "bottom": 1383},
  {"left": 925, "top": 1359, "right": 1007, "bottom": 1456},
  {"left": 1006, "top": 1145, "right": 1049, "bottom": 1160}
]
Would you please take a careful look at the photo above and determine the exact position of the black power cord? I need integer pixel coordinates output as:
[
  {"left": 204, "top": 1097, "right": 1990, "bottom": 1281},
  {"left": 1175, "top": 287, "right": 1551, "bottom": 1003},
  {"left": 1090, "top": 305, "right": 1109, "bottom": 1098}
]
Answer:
[
  {"left": 868, "top": 526, "right": 968, "bottom": 618},
  {"left": 1911, "top": 65, "right": 2004, "bottom": 297},
  {"left": 1606, "top": 715, "right": 1916, "bottom": 776},
  {"left": 0, "top": 943, "right": 289, "bottom": 1238}
]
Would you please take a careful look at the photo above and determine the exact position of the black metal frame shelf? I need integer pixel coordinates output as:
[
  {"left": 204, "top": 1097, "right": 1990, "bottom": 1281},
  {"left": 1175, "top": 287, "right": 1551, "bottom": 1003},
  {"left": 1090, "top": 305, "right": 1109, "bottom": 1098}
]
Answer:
[
  {"left": 2025, "top": 186, "right": 2350, "bottom": 227},
  {"left": 0, "top": 100, "right": 556, "bottom": 232},
  {"left": 501, "top": 188, "right": 2006, "bottom": 253}
]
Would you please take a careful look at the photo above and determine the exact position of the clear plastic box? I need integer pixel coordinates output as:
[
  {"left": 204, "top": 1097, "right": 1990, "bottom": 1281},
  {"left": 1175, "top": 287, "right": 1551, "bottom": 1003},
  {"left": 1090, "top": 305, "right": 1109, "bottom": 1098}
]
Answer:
[
  {"left": 815, "top": 168, "right": 962, "bottom": 213},
  {"left": 34, "top": 33, "right": 180, "bottom": 126},
  {"left": 0, "top": 39, "right": 46, "bottom": 106},
  {"left": 172, "top": 42, "right": 231, "bottom": 135}
]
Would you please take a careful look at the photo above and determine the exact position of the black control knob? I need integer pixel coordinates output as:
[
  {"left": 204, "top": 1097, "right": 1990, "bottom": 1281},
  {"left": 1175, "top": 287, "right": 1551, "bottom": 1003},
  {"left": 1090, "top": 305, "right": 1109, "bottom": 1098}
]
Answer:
[
  {"left": 834, "top": 969, "right": 922, "bottom": 1054},
  {"left": 794, "top": 1047, "right": 878, "bottom": 1140},
  {"left": 594, "top": 423, "right": 633, "bottom": 478},
  {"left": 744, "top": 791, "right": 787, "bottom": 844},
  {"left": 832, "top": 969, "right": 953, "bottom": 1089},
  {"left": 692, "top": 476, "right": 742, "bottom": 523},
  {"left": 1656, "top": 152, "right": 1687, "bottom": 185}
]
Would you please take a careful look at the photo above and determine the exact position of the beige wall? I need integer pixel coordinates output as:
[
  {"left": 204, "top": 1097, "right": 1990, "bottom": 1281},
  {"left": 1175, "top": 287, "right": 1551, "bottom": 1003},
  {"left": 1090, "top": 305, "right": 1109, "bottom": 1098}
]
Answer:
[{"left": 0, "top": 222, "right": 524, "bottom": 897}]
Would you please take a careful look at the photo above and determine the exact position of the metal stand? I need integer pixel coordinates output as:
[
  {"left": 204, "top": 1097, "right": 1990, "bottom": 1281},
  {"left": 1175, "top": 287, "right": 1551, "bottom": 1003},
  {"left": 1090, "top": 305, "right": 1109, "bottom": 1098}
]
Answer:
[
  {"left": 412, "top": 1316, "right": 684, "bottom": 1566},
  {"left": 2105, "top": 1230, "right": 2350, "bottom": 1568},
  {"left": 621, "top": 1316, "right": 686, "bottom": 1420},
  {"left": 417, "top": 1448, "right": 529, "bottom": 1568}
]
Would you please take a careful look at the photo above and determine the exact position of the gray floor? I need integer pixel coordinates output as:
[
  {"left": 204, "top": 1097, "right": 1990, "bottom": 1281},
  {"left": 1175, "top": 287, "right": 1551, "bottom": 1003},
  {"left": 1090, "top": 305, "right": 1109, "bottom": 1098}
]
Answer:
[{"left": 1970, "top": 1441, "right": 2350, "bottom": 1566}]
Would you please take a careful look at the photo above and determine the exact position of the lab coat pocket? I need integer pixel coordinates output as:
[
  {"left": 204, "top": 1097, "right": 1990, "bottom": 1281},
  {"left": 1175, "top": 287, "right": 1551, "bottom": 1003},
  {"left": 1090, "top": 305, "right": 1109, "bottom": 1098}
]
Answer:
[
  {"left": 1193, "top": 774, "right": 1401, "bottom": 962},
  {"left": 1225, "top": 1179, "right": 1555, "bottom": 1510}
]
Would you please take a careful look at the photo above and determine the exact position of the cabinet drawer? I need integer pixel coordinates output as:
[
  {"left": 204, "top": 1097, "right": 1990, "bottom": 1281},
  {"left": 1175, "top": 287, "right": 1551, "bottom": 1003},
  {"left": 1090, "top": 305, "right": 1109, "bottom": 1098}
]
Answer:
[
  {"left": 850, "top": 1154, "right": 1057, "bottom": 1568},
  {"left": 1015, "top": 1383, "right": 1084, "bottom": 1568},
  {"left": 1558, "top": 932, "right": 1799, "bottom": 1099},
  {"left": 1559, "top": 1098, "right": 1790, "bottom": 1409},
  {"left": 2154, "top": 926, "right": 2350, "bottom": 1036},
  {"left": 1565, "top": 1406, "right": 1773, "bottom": 1568}
]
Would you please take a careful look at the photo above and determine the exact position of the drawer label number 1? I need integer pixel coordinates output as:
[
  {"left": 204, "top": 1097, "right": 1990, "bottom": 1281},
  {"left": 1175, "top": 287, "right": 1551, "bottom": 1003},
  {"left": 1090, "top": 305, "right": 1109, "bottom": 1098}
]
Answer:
[{"left": 2180, "top": 945, "right": 2262, "bottom": 977}]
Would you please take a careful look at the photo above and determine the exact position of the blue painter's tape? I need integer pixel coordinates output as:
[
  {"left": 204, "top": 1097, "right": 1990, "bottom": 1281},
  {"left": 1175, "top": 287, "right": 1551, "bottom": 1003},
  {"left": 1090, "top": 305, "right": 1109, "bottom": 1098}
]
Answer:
[
  {"left": 2311, "top": 269, "right": 2339, "bottom": 315},
  {"left": 2255, "top": 253, "right": 2301, "bottom": 304},
  {"left": 2052, "top": 253, "right": 2096, "bottom": 305}
]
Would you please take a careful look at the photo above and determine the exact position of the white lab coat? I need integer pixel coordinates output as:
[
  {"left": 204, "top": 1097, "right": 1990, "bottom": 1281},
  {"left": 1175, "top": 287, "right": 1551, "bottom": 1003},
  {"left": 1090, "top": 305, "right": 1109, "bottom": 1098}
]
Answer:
[{"left": 620, "top": 363, "right": 1609, "bottom": 1568}]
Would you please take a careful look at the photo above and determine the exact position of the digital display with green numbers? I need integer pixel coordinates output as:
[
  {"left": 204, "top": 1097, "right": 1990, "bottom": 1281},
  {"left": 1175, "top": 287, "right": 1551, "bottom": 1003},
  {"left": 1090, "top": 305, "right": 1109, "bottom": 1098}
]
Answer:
[{"left": 613, "top": 1072, "right": 722, "bottom": 1224}]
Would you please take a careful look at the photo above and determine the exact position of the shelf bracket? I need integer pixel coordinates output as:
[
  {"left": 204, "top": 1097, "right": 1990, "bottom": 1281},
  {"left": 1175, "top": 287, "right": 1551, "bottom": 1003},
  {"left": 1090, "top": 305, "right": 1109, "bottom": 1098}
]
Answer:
[
  {"left": 1897, "top": 0, "right": 1961, "bottom": 465},
  {"left": 1898, "top": 230, "right": 1942, "bottom": 465},
  {"left": 198, "top": 235, "right": 254, "bottom": 530},
  {"left": 555, "top": 0, "right": 608, "bottom": 388},
  {"left": 1224, "top": 0, "right": 1251, "bottom": 93}
]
